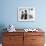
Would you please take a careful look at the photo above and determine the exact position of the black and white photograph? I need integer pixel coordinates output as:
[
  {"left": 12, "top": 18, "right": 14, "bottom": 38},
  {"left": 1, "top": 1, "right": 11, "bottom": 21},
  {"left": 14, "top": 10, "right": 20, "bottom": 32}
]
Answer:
[{"left": 18, "top": 7, "right": 35, "bottom": 21}]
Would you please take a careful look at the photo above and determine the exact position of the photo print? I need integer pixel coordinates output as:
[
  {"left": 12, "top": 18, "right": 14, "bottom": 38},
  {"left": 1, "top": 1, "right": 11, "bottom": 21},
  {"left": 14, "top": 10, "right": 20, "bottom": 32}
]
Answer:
[{"left": 18, "top": 7, "right": 35, "bottom": 21}]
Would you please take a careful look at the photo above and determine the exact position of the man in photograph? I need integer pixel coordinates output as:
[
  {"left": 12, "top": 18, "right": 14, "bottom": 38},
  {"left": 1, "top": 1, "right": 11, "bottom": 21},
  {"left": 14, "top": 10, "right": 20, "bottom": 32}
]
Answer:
[{"left": 24, "top": 10, "right": 27, "bottom": 19}]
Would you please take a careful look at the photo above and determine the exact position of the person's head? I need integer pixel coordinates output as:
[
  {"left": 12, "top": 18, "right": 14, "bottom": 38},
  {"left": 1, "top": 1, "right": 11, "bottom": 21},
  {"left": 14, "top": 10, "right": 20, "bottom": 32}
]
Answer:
[{"left": 25, "top": 10, "right": 27, "bottom": 13}]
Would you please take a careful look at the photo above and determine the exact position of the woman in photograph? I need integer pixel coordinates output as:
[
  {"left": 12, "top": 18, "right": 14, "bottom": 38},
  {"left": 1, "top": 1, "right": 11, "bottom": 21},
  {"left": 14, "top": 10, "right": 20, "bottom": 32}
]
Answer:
[{"left": 21, "top": 11, "right": 24, "bottom": 19}]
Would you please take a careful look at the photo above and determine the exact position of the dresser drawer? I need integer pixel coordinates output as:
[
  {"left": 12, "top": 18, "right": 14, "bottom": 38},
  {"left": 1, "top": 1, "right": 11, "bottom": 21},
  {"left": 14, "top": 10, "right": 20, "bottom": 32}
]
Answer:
[
  {"left": 32, "top": 36, "right": 45, "bottom": 44},
  {"left": 3, "top": 42, "right": 23, "bottom": 46},
  {"left": 32, "top": 44, "right": 44, "bottom": 46},
  {"left": 3, "top": 35, "right": 23, "bottom": 44},
  {"left": 3, "top": 32, "right": 23, "bottom": 36},
  {"left": 24, "top": 32, "right": 44, "bottom": 36}
]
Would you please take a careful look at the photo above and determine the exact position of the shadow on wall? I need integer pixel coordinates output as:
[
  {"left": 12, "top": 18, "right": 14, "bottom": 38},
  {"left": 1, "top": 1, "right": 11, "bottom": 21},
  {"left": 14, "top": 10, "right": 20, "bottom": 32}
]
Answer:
[{"left": 0, "top": 24, "right": 7, "bottom": 43}]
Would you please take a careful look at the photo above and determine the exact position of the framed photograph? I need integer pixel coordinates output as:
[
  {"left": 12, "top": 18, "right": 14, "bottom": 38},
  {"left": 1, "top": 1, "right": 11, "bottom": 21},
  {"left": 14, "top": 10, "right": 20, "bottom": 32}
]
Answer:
[{"left": 17, "top": 7, "right": 35, "bottom": 21}]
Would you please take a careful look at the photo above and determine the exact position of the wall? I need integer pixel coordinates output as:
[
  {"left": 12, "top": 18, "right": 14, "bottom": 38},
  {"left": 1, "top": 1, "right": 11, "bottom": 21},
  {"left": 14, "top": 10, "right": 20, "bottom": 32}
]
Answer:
[
  {"left": 0, "top": 0, "right": 46, "bottom": 43},
  {"left": 0, "top": 0, "right": 46, "bottom": 30}
]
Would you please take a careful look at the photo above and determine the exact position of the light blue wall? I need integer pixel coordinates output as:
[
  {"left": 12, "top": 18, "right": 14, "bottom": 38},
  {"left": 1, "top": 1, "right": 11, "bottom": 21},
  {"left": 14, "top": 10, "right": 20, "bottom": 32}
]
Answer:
[{"left": 0, "top": 0, "right": 46, "bottom": 30}]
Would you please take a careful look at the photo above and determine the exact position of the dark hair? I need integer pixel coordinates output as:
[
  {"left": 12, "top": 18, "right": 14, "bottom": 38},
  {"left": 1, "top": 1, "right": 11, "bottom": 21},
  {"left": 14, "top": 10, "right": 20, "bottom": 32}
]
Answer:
[{"left": 25, "top": 10, "right": 27, "bottom": 12}]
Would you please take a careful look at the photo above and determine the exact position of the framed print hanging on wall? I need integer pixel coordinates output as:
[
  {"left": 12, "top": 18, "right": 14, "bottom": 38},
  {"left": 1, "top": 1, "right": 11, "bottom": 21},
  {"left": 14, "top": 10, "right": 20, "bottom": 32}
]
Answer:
[{"left": 17, "top": 7, "right": 35, "bottom": 21}]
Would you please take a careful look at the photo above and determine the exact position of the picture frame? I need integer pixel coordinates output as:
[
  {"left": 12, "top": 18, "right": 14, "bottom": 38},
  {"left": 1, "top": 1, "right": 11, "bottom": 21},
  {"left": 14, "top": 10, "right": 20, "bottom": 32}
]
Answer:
[{"left": 17, "top": 7, "right": 35, "bottom": 21}]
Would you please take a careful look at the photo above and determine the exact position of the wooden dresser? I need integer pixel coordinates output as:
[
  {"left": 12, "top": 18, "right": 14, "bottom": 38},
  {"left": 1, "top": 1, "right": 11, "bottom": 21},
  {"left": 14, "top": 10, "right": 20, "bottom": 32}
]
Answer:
[{"left": 2, "top": 32, "right": 45, "bottom": 46}]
